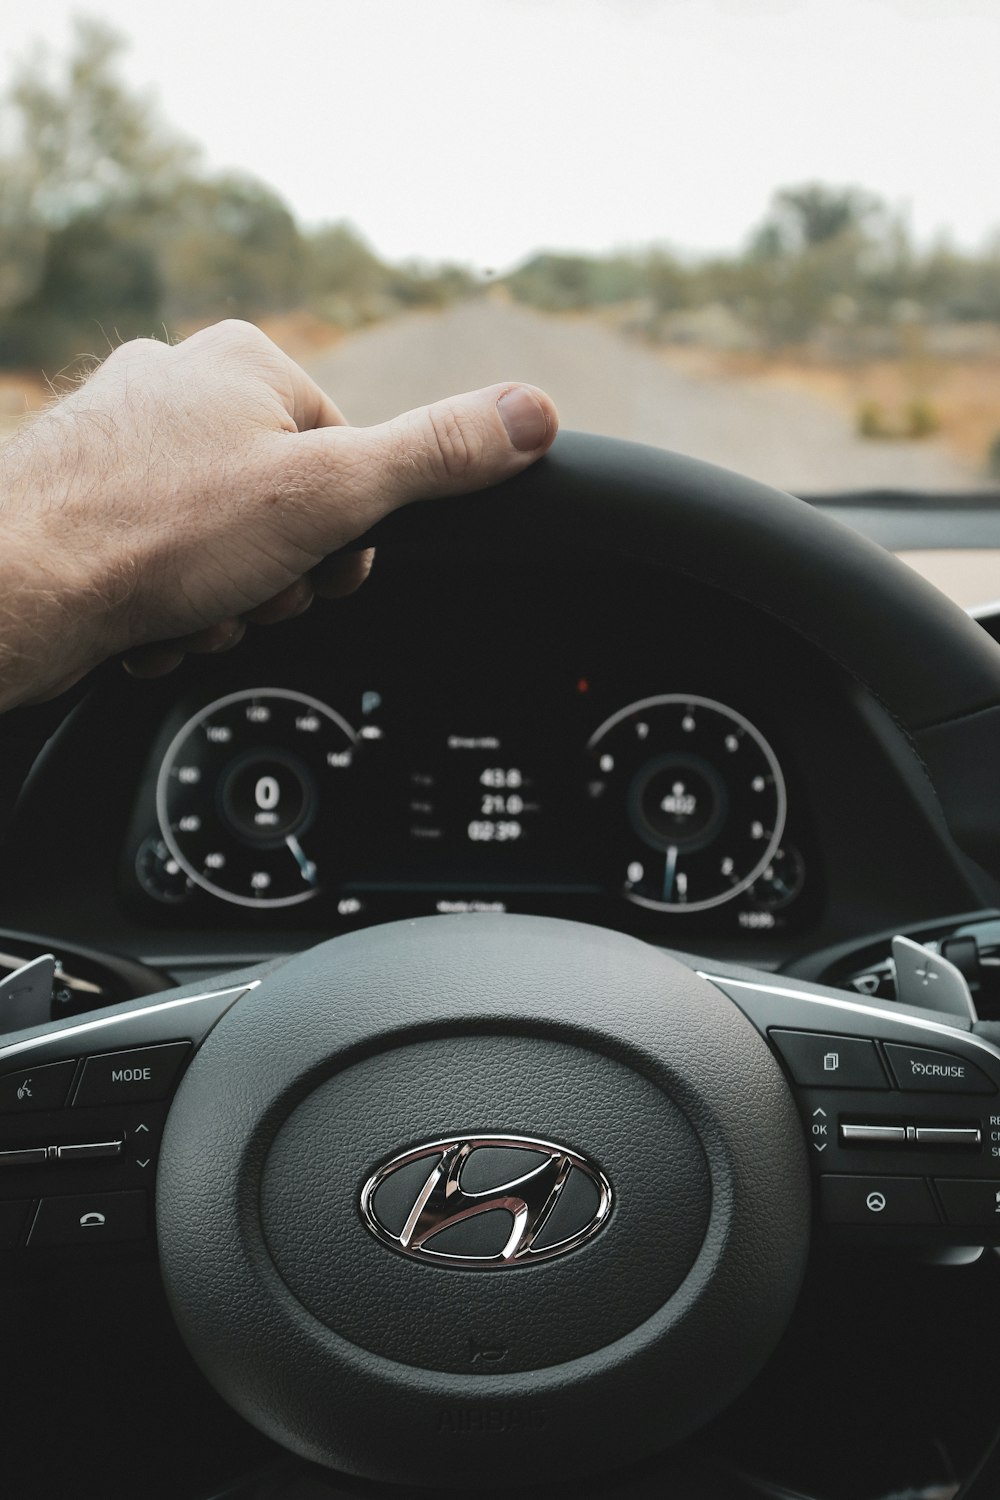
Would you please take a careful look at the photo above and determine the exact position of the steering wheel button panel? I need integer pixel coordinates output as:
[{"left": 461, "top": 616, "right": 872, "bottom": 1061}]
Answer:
[
  {"left": 769, "top": 1030, "right": 889, "bottom": 1089},
  {"left": 883, "top": 1042, "right": 995, "bottom": 1094},
  {"left": 820, "top": 1175, "right": 939, "bottom": 1225},
  {"left": 72, "top": 1042, "right": 191, "bottom": 1108},
  {"left": 0, "top": 1058, "right": 76, "bottom": 1113},
  {"left": 27, "top": 1190, "right": 148, "bottom": 1247}
]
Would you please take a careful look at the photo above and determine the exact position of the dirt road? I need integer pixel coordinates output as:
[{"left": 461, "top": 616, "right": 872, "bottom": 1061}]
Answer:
[{"left": 307, "top": 300, "right": 984, "bottom": 494}]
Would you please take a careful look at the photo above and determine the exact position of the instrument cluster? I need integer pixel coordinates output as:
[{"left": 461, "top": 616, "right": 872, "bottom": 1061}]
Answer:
[{"left": 127, "top": 675, "right": 818, "bottom": 939}]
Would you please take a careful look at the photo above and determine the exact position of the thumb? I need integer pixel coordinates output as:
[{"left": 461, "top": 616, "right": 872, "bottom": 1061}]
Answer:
[{"left": 293, "top": 382, "right": 558, "bottom": 528}]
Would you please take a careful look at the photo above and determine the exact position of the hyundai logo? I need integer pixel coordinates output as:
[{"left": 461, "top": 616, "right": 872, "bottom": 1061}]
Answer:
[{"left": 360, "top": 1135, "right": 613, "bottom": 1269}]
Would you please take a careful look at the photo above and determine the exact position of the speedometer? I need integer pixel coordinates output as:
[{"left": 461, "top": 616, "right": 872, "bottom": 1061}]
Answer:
[
  {"left": 156, "top": 688, "right": 357, "bottom": 908},
  {"left": 586, "top": 694, "right": 786, "bottom": 913}
]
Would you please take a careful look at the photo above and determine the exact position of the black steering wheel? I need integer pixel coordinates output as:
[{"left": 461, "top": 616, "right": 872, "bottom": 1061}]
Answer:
[{"left": 5, "top": 432, "right": 1000, "bottom": 1495}]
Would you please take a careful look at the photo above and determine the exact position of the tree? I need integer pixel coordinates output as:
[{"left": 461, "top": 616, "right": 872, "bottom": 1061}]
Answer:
[
  {"left": 0, "top": 18, "right": 195, "bottom": 364},
  {"left": 159, "top": 176, "right": 305, "bottom": 323},
  {"left": 750, "top": 183, "right": 885, "bottom": 257},
  {"left": 5, "top": 16, "right": 195, "bottom": 226}
]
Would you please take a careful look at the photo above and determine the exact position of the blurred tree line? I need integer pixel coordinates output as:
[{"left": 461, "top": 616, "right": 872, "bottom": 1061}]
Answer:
[
  {"left": 506, "top": 183, "right": 1000, "bottom": 355},
  {"left": 3, "top": 19, "right": 998, "bottom": 376},
  {"left": 0, "top": 18, "right": 476, "bottom": 370}
]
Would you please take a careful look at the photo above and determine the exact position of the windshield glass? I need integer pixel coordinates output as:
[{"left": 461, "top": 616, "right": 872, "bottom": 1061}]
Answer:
[{"left": 1, "top": 0, "right": 998, "bottom": 498}]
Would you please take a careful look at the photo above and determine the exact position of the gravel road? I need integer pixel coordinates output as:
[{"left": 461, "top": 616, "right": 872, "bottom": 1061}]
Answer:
[{"left": 307, "top": 299, "right": 983, "bottom": 495}]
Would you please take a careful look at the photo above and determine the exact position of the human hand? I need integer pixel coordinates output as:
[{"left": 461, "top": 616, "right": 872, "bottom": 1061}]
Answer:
[{"left": 0, "top": 320, "right": 557, "bottom": 710}]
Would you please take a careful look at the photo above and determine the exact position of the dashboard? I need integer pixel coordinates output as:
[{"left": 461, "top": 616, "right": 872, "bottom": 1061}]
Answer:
[{"left": 0, "top": 505, "right": 989, "bottom": 988}]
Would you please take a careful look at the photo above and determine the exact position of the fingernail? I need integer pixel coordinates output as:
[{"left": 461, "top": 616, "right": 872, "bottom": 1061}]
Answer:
[{"left": 497, "top": 388, "right": 549, "bottom": 452}]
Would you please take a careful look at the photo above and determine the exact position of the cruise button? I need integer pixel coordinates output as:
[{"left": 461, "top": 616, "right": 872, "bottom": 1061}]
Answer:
[
  {"left": 883, "top": 1043, "right": 995, "bottom": 1095},
  {"left": 72, "top": 1043, "right": 190, "bottom": 1108},
  {"left": 769, "top": 1031, "right": 888, "bottom": 1089}
]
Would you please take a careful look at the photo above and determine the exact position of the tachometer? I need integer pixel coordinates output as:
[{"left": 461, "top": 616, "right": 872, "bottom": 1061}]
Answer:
[
  {"left": 156, "top": 688, "right": 357, "bottom": 908},
  {"left": 586, "top": 694, "right": 786, "bottom": 913}
]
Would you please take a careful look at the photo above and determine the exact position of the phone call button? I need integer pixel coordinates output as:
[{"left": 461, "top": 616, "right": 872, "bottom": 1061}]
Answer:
[{"left": 27, "top": 1191, "right": 147, "bottom": 1248}]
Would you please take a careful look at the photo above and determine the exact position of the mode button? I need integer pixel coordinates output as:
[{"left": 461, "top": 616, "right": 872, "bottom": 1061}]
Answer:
[{"left": 72, "top": 1042, "right": 190, "bottom": 1108}]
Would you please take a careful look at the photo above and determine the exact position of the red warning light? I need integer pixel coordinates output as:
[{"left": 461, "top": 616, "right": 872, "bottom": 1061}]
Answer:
[{"left": 576, "top": 678, "right": 590, "bottom": 694}]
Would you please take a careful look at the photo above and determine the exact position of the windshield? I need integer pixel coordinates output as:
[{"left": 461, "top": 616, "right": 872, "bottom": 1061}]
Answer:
[{"left": 1, "top": 0, "right": 998, "bottom": 501}]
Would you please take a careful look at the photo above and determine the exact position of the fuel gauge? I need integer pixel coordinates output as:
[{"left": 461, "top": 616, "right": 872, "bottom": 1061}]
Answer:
[{"left": 747, "top": 843, "right": 806, "bottom": 911}]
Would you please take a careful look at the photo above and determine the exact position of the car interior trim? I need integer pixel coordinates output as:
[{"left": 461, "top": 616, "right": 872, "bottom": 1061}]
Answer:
[
  {"left": 700, "top": 972, "right": 1000, "bottom": 1063},
  {"left": 0, "top": 981, "right": 257, "bottom": 1066}
]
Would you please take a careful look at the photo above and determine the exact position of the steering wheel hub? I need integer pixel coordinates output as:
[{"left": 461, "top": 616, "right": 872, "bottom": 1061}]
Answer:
[
  {"left": 158, "top": 915, "right": 809, "bottom": 1487},
  {"left": 260, "top": 1029, "right": 710, "bottom": 1372}
]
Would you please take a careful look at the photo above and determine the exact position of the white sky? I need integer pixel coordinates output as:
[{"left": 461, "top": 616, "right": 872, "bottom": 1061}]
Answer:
[{"left": 3, "top": 0, "right": 999, "bottom": 270}]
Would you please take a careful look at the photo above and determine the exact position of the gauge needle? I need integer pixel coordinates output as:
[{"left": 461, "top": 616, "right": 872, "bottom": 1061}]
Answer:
[
  {"left": 663, "top": 845, "right": 678, "bottom": 903},
  {"left": 286, "top": 834, "right": 318, "bottom": 886}
]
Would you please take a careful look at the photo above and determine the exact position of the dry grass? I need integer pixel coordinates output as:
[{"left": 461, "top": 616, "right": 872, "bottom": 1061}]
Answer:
[
  {"left": 660, "top": 343, "right": 1000, "bottom": 471},
  {"left": 254, "top": 311, "right": 344, "bottom": 364}
]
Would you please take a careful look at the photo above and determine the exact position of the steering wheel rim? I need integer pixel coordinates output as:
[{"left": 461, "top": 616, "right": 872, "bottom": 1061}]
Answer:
[{"left": 7, "top": 431, "right": 1000, "bottom": 1495}]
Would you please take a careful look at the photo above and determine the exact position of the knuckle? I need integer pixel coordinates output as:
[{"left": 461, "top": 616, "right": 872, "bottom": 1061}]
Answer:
[
  {"left": 214, "top": 317, "right": 261, "bottom": 340},
  {"left": 106, "top": 335, "right": 167, "bottom": 365},
  {"left": 207, "top": 318, "right": 272, "bottom": 351}
]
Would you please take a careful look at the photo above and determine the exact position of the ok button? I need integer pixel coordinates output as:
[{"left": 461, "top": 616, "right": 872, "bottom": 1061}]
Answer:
[{"left": 72, "top": 1043, "right": 190, "bottom": 1107}]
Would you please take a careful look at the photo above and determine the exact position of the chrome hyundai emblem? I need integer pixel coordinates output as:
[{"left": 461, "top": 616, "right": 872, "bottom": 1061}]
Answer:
[{"left": 360, "top": 1135, "right": 613, "bottom": 1269}]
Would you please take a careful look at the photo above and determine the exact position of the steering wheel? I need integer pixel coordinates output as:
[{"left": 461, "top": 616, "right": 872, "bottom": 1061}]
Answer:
[{"left": 5, "top": 432, "right": 1000, "bottom": 1495}]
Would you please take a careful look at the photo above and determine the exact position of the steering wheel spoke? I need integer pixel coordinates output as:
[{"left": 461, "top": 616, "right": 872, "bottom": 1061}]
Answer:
[
  {"left": 0, "top": 979, "right": 251, "bottom": 1256},
  {"left": 704, "top": 965, "right": 1000, "bottom": 1249}
]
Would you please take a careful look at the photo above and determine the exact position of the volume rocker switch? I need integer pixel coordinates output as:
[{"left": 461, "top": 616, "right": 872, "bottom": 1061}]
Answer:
[
  {"left": 56, "top": 1141, "right": 124, "bottom": 1163},
  {"left": 913, "top": 1127, "right": 981, "bottom": 1148},
  {"left": 840, "top": 1124, "right": 907, "bottom": 1145}
]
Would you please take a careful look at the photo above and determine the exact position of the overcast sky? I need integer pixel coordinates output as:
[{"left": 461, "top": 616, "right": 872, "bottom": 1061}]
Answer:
[{"left": 3, "top": 0, "right": 999, "bottom": 270}]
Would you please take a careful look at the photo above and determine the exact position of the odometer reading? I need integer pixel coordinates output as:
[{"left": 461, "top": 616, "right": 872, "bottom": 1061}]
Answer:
[
  {"left": 586, "top": 695, "right": 786, "bottom": 913},
  {"left": 156, "top": 689, "right": 357, "bottom": 908}
]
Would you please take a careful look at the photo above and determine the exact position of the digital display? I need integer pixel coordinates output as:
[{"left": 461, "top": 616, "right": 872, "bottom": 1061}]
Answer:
[{"left": 406, "top": 735, "right": 542, "bottom": 852}]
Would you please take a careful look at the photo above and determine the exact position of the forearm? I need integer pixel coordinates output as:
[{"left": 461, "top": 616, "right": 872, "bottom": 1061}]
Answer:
[{"left": 0, "top": 520, "right": 106, "bottom": 714}]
